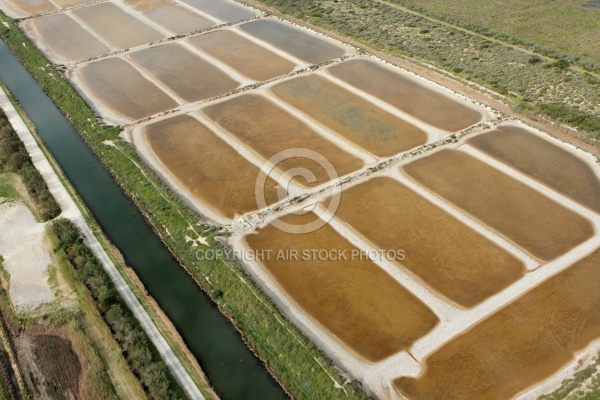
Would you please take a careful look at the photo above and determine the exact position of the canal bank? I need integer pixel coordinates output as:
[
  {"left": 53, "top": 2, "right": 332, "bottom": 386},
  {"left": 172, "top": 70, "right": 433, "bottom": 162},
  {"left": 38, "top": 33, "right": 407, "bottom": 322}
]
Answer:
[{"left": 0, "top": 86, "right": 206, "bottom": 400}]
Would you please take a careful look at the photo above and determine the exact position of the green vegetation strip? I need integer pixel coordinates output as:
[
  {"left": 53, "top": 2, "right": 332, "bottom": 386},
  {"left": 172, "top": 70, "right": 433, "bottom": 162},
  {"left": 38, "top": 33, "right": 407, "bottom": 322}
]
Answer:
[
  {"left": 0, "top": 277, "right": 30, "bottom": 400},
  {"left": 51, "top": 240, "right": 147, "bottom": 400},
  {"left": 250, "top": 0, "right": 600, "bottom": 141},
  {"left": 0, "top": 78, "right": 216, "bottom": 399},
  {"left": 0, "top": 224, "right": 131, "bottom": 400},
  {"left": 0, "top": 180, "right": 18, "bottom": 200},
  {"left": 0, "top": 12, "right": 369, "bottom": 400},
  {"left": 0, "top": 110, "right": 60, "bottom": 221},
  {"left": 0, "top": 259, "right": 20, "bottom": 400},
  {"left": 540, "top": 354, "right": 600, "bottom": 400}
]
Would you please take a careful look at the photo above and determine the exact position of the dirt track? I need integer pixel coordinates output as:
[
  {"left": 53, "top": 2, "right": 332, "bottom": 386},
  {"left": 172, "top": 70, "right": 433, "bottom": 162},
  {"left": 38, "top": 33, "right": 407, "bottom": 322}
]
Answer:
[{"left": 15, "top": 332, "right": 81, "bottom": 400}]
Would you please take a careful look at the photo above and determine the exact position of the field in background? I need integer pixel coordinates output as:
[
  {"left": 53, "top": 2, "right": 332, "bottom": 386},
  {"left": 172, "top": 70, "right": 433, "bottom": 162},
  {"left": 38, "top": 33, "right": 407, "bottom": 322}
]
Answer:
[
  {"left": 251, "top": 0, "right": 600, "bottom": 142},
  {"left": 387, "top": 0, "right": 600, "bottom": 68}
]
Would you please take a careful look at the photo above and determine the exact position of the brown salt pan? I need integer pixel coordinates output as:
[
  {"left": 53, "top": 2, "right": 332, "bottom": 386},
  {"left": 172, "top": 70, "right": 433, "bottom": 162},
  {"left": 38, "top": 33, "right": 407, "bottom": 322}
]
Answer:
[
  {"left": 395, "top": 248, "right": 600, "bottom": 400},
  {"left": 329, "top": 59, "right": 482, "bottom": 132},
  {"left": 188, "top": 29, "right": 295, "bottom": 81},
  {"left": 245, "top": 212, "right": 439, "bottom": 362},
  {"left": 80, "top": 58, "right": 177, "bottom": 121},
  {"left": 125, "top": 0, "right": 214, "bottom": 35},
  {"left": 403, "top": 149, "right": 595, "bottom": 261},
  {"left": 143, "top": 115, "right": 280, "bottom": 218},
  {"left": 129, "top": 42, "right": 239, "bottom": 102},
  {"left": 334, "top": 177, "right": 525, "bottom": 307},
  {"left": 271, "top": 75, "right": 428, "bottom": 157},
  {"left": 239, "top": 19, "right": 346, "bottom": 64},
  {"left": 29, "top": 13, "right": 109, "bottom": 62},
  {"left": 469, "top": 125, "right": 600, "bottom": 214},
  {"left": 202, "top": 94, "right": 364, "bottom": 188},
  {"left": 73, "top": 3, "right": 164, "bottom": 49}
]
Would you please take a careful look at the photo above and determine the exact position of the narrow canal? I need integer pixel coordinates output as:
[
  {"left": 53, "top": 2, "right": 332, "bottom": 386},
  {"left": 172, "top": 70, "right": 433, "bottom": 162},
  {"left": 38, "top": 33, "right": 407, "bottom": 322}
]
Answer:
[{"left": 0, "top": 40, "right": 287, "bottom": 400}]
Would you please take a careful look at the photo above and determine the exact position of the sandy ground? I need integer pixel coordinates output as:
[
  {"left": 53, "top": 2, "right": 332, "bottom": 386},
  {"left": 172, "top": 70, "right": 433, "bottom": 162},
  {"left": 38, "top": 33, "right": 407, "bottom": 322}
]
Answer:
[{"left": 0, "top": 201, "right": 55, "bottom": 311}]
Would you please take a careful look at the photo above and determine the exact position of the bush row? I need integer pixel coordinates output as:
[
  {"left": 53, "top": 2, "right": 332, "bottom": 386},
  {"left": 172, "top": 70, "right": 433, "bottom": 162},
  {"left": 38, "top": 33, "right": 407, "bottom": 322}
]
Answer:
[
  {"left": 0, "top": 111, "right": 61, "bottom": 220},
  {"left": 50, "top": 218, "right": 186, "bottom": 400},
  {"left": 0, "top": 30, "right": 186, "bottom": 398},
  {"left": 0, "top": 100, "right": 184, "bottom": 398}
]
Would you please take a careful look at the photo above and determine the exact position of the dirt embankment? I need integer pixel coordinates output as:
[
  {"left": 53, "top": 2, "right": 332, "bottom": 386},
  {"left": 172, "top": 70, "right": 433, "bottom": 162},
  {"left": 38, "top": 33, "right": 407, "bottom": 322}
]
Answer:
[{"left": 15, "top": 333, "right": 81, "bottom": 400}]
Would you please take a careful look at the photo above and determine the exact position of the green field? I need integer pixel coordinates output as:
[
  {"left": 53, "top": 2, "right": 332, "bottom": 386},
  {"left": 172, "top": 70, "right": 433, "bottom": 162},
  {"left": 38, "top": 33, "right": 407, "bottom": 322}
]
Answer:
[
  {"left": 387, "top": 0, "right": 600, "bottom": 69},
  {"left": 0, "top": 180, "right": 18, "bottom": 200}
]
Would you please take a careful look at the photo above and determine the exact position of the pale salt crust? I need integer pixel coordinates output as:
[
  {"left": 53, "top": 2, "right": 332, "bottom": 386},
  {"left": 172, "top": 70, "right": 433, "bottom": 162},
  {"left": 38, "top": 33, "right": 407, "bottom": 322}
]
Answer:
[{"left": 0, "top": 201, "right": 55, "bottom": 311}]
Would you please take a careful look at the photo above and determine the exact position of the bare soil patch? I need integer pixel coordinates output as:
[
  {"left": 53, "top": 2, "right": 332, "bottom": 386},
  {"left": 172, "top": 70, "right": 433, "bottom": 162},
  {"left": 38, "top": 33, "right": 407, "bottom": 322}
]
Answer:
[
  {"left": 10, "top": 322, "right": 89, "bottom": 400},
  {"left": 32, "top": 334, "right": 81, "bottom": 399}
]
